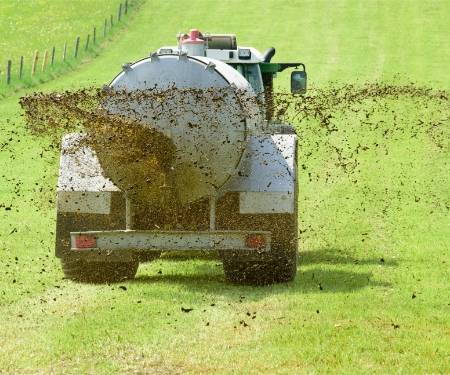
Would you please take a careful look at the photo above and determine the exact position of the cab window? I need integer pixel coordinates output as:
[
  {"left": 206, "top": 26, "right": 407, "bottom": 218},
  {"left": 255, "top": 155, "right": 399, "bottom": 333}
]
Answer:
[{"left": 230, "top": 64, "right": 263, "bottom": 93}]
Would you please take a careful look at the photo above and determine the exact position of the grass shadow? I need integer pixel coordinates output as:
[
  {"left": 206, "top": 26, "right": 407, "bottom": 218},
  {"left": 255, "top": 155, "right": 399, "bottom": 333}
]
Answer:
[
  {"left": 299, "top": 248, "right": 399, "bottom": 267},
  {"left": 132, "top": 247, "right": 391, "bottom": 299},
  {"left": 133, "top": 268, "right": 389, "bottom": 295}
]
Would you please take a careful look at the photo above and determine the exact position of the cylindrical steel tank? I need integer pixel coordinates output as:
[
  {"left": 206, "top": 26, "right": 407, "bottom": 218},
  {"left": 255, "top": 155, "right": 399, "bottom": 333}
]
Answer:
[{"left": 104, "top": 54, "right": 260, "bottom": 204}]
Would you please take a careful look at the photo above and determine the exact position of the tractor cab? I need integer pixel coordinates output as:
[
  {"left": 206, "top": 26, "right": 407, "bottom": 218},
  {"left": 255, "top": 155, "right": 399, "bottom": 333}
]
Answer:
[{"left": 157, "top": 29, "right": 307, "bottom": 101}]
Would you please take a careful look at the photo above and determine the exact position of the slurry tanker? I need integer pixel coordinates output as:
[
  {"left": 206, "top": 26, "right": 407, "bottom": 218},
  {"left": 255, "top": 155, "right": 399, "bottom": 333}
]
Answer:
[{"left": 56, "top": 29, "right": 307, "bottom": 284}]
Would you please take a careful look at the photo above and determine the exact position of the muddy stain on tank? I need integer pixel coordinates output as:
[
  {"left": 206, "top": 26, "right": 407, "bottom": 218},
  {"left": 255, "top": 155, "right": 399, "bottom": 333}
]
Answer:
[{"left": 20, "top": 88, "right": 177, "bottom": 211}]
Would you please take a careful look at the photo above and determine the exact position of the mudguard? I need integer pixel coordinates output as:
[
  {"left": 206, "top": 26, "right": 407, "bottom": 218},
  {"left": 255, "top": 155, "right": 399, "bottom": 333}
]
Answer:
[{"left": 224, "top": 134, "right": 297, "bottom": 214}]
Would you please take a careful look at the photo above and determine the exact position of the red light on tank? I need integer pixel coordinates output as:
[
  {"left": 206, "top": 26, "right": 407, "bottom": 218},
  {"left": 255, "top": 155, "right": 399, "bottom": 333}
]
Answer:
[
  {"left": 181, "top": 29, "right": 204, "bottom": 44},
  {"left": 74, "top": 234, "right": 97, "bottom": 249},
  {"left": 246, "top": 234, "right": 266, "bottom": 249}
]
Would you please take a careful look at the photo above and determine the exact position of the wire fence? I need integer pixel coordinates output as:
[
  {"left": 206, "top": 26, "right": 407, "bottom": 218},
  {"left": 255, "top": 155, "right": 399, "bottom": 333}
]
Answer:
[{"left": 0, "top": 0, "right": 141, "bottom": 91}]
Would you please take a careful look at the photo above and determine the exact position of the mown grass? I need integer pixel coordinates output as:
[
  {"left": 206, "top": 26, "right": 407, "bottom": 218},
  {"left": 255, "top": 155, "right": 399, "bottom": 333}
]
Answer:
[{"left": 0, "top": 1, "right": 449, "bottom": 374}]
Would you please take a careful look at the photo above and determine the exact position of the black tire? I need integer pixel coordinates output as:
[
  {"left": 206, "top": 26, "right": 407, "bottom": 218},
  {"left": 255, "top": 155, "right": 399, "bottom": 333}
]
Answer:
[
  {"left": 217, "top": 193, "right": 298, "bottom": 285},
  {"left": 61, "top": 258, "right": 139, "bottom": 283}
]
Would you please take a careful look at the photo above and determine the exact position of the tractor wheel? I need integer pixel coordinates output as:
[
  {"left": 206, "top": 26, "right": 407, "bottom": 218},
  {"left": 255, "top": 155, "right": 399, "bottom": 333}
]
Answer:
[
  {"left": 217, "top": 193, "right": 298, "bottom": 285},
  {"left": 61, "top": 259, "right": 138, "bottom": 283}
]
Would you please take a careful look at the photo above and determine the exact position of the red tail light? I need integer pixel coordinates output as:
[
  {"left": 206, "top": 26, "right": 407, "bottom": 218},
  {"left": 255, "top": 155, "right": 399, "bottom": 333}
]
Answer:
[
  {"left": 74, "top": 234, "right": 97, "bottom": 249},
  {"left": 246, "top": 234, "right": 266, "bottom": 249}
]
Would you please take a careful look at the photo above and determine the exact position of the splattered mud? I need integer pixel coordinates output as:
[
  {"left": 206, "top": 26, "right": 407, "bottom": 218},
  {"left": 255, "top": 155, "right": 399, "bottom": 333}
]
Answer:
[
  {"left": 20, "top": 87, "right": 256, "bottom": 206},
  {"left": 20, "top": 88, "right": 177, "bottom": 206},
  {"left": 11, "top": 82, "right": 450, "bottom": 283},
  {"left": 19, "top": 82, "right": 449, "bottom": 199}
]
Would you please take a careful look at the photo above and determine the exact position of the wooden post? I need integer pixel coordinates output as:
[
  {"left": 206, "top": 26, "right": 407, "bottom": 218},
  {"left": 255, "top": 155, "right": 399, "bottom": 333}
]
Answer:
[
  {"left": 31, "top": 50, "right": 39, "bottom": 76},
  {"left": 104, "top": 18, "right": 107, "bottom": 37},
  {"left": 85, "top": 34, "right": 90, "bottom": 51},
  {"left": 6, "top": 60, "right": 12, "bottom": 84},
  {"left": 19, "top": 56, "right": 24, "bottom": 79},
  {"left": 42, "top": 49, "right": 48, "bottom": 72},
  {"left": 118, "top": 3, "right": 122, "bottom": 21},
  {"left": 110, "top": 14, "right": 114, "bottom": 28},
  {"left": 51, "top": 46, "right": 55, "bottom": 65},
  {"left": 125, "top": 0, "right": 128, "bottom": 15},
  {"left": 74, "top": 36, "right": 80, "bottom": 58},
  {"left": 93, "top": 26, "right": 97, "bottom": 44},
  {"left": 63, "top": 42, "right": 67, "bottom": 61}
]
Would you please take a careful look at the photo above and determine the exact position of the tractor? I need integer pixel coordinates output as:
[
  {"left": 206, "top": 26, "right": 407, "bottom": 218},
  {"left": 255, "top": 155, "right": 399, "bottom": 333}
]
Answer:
[{"left": 56, "top": 29, "right": 307, "bottom": 284}]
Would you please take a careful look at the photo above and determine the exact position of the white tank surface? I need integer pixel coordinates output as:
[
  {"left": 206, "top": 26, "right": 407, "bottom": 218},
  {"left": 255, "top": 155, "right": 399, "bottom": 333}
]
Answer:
[{"left": 105, "top": 54, "right": 261, "bottom": 204}]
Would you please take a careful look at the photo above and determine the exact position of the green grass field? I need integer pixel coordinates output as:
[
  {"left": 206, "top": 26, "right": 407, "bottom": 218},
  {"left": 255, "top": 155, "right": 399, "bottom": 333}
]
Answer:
[
  {"left": 0, "top": 1, "right": 449, "bottom": 373},
  {"left": 0, "top": 0, "right": 123, "bottom": 63},
  {"left": 0, "top": 0, "right": 143, "bottom": 94}
]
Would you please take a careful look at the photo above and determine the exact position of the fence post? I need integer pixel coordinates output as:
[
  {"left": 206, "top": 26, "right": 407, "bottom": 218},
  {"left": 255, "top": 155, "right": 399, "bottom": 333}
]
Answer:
[
  {"left": 125, "top": 0, "right": 128, "bottom": 15},
  {"left": 63, "top": 42, "right": 67, "bottom": 61},
  {"left": 85, "top": 34, "right": 90, "bottom": 51},
  {"left": 19, "top": 56, "right": 24, "bottom": 79},
  {"left": 6, "top": 60, "right": 12, "bottom": 84},
  {"left": 32, "top": 50, "right": 39, "bottom": 76},
  {"left": 93, "top": 27, "right": 97, "bottom": 44},
  {"left": 74, "top": 36, "right": 80, "bottom": 58},
  {"left": 110, "top": 15, "right": 114, "bottom": 28},
  {"left": 51, "top": 46, "right": 55, "bottom": 65},
  {"left": 118, "top": 3, "right": 122, "bottom": 21},
  {"left": 42, "top": 49, "right": 48, "bottom": 72},
  {"left": 104, "top": 19, "right": 107, "bottom": 37}
]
